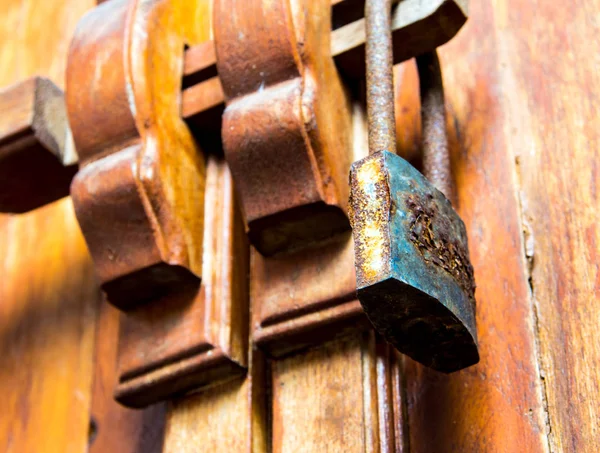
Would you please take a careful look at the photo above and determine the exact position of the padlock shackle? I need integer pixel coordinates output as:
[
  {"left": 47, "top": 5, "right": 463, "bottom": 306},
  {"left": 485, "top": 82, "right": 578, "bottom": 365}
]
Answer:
[
  {"left": 417, "top": 51, "right": 455, "bottom": 204},
  {"left": 365, "top": 0, "right": 397, "bottom": 155}
]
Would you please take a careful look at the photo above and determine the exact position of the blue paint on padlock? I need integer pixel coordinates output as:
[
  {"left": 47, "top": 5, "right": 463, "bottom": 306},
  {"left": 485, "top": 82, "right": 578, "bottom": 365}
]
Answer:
[{"left": 349, "top": 150, "right": 478, "bottom": 372}]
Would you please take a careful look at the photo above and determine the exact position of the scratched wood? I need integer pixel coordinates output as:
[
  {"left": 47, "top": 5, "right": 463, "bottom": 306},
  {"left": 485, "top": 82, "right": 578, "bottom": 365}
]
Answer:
[
  {"left": 490, "top": 0, "right": 600, "bottom": 450},
  {"left": 0, "top": 0, "right": 99, "bottom": 452},
  {"left": 400, "top": 0, "right": 552, "bottom": 450}
]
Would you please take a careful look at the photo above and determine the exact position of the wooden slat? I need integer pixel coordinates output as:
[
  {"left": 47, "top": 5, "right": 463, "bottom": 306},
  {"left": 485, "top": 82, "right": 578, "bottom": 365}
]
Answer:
[
  {"left": 164, "top": 350, "right": 268, "bottom": 453},
  {"left": 272, "top": 336, "right": 367, "bottom": 452},
  {"left": 399, "top": 0, "right": 551, "bottom": 449},
  {"left": 271, "top": 333, "right": 402, "bottom": 453},
  {"left": 492, "top": 0, "right": 600, "bottom": 450},
  {"left": 0, "top": 77, "right": 77, "bottom": 213}
]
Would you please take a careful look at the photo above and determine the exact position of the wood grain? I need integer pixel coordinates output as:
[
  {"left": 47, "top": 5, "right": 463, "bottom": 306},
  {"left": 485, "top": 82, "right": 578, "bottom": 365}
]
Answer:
[
  {"left": 492, "top": 0, "right": 600, "bottom": 450},
  {"left": 0, "top": 0, "right": 98, "bottom": 452},
  {"left": 271, "top": 332, "right": 403, "bottom": 453},
  {"left": 164, "top": 349, "right": 268, "bottom": 453},
  {"left": 165, "top": 378, "right": 253, "bottom": 453},
  {"left": 0, "top": 202, "right": 99, "bottom": 453},
  {"left": 89, "top": 301, "right": 166, "bottom": 453},
  {"left": 400, "top": 0, "right": 551, "bottom": 450}
]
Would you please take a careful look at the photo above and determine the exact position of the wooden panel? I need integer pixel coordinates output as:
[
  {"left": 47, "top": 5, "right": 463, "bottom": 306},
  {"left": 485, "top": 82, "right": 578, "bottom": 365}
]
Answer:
[
  {"left": 400, "top": 0, "right": 551, "bottom": 450},
  {"left": 493, "top": 0, "right": 600, "bottom": 450},
  {"left": 164, "top": 350, "right": 268, "bottom": 453},
  {"left": 272, "top": 336, "right": 366, "bottom": 452},
  {"left": 165, "top": 379, "right": 252, "bottom": 453},
  {"left": 89, "top": 302, "right": 166, "bottom": 453},
  {"left": 0, "top": 0, "right": 98, "bottom": 452},
  {"left": 271, "top": 333, "right": 403, "bottom": 453},
  {"left": 0, "top": 202, "right": 98, "bottom": 453}
]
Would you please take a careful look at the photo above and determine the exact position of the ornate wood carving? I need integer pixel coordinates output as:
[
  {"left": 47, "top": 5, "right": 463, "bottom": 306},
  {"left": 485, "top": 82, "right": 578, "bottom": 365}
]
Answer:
[
  {"left": 213, "top": 0, "right": 354, "bottom": 256},
  {"left": 66, "top": 0, "right": 206, "bottom": 309},
  {"left": 66, "top": 0, "right": 248, "bottom": 408},
  {"left": 0, "top": 0, "right": 467, "bottom": 222},
  {"left": 115, "top": 155, "right": 248, "bottom": 408},
  {"left": 0, "top": 77, "right": 76, "bottom": 213},
  {"left": 60, "top": 0, "right": 470, "bottom": 410},
  {"left": 249, "top": 1, "right": 470, "bottom": 357}
]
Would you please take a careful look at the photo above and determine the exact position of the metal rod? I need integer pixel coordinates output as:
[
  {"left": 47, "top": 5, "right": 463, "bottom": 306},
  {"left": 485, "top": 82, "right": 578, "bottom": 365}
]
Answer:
[
  {"left": 365, "top": 0, "right": 396, "bottom": 155},
  {"left": 416, "top": 51, "right": 455, "bottom": 204}
]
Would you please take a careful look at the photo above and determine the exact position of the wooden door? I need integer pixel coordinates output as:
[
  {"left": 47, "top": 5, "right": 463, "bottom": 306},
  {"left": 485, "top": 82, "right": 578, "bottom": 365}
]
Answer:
[{"left": 0, "top": 0, "right": 599, "bottom": 452}]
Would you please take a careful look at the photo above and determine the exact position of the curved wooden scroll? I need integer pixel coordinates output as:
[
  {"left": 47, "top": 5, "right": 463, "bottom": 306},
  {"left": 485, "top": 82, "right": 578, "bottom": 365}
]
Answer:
[
  {"left": 214, "top": 0, "right": 354, "bottom": 256},
  {"left": 67, "top": 0, "right": 207, "bottom": 309}
]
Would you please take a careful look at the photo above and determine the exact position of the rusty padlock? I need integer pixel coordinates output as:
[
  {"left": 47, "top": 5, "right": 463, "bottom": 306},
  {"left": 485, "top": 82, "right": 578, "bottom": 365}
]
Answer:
[{"left": 349, "top": 0, "right": 478, "bottom": 372}]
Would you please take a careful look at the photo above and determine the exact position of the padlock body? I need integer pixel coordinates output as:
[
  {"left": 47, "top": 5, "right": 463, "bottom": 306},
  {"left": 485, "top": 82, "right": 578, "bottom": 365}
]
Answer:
[{"left": 350, "top": 151, "right": 478, "bottom": 372}]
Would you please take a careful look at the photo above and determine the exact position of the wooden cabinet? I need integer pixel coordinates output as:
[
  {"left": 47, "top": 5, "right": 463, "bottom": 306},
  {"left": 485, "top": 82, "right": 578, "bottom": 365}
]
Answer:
[{"left": 0, "top": 0, "right": 598, "bottom": 452}]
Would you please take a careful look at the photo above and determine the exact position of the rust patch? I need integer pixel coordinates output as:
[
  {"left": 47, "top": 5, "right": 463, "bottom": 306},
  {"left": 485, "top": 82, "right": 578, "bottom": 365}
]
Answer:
[
  {"left": 349, "top": 155, "right": 391, "bottom": 286},
  {"left": 406, "top": 193, "right": 476, "bottom": 304}
]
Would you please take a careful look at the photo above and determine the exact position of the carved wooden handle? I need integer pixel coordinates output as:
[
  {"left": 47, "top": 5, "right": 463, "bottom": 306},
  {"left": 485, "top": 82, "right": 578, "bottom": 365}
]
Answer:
[{"left": 0, "top": 77, "right": 77, "bottom": 213}]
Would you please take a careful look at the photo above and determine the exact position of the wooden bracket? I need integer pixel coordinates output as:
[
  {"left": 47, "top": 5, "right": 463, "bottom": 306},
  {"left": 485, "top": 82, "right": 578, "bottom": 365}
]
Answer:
[
  {"left": 67, "top": 0, "right": 206, "bottom": 309},
  {"left": 248, "top": 0, "right": 470, "bottom": 355},
  {"left": 66, "top": 0, "right": 248, "bottom": 408},
  {"left": 214, "top": 0, "right": 354, "bottom": 256},
  {"left": 0, "top": 0, "right": 467, "bottom": 221},
  {"left": 0, "top": 77, "right": 76, "bottom": 213},
  {"left": 115, "top": 155, "right": 248, "bottom": 408}
]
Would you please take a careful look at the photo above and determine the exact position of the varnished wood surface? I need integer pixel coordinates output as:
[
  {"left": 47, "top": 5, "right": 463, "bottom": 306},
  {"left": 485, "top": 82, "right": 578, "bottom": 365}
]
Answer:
[
  {"left": 0, "top": 0, "right": 98, "bottom": 452},
  {"left": 89, "top": 302, "right": 166, "bottom": 453},
  {"left": 1, "top": 0, "right": 600, "bottom": 452},
  {"left": 494, "top": 0, "right": 600, "bottom": 449},
  {"left": 399, "top": 0, "right": 552, "bottom": 449},
  {"left": 166, "top": 1, "right": 600, "bottom": 452}
]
